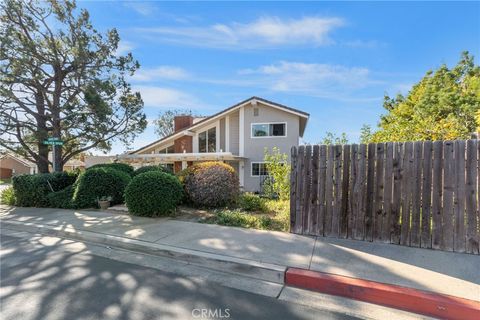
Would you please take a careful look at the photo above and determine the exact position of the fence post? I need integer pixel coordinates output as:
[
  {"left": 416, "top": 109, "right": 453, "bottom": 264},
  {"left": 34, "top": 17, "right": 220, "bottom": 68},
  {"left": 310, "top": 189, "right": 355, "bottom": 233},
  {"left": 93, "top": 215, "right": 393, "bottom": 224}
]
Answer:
[{"left": 290, "top": 146, "right": 297, "bottom": 233}]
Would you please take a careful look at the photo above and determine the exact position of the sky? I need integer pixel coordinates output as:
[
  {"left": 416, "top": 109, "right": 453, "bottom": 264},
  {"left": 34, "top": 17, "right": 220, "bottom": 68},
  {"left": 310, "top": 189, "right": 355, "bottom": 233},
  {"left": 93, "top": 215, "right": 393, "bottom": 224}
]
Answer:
[{"left": 79, "top": 1, "right": 480, "bottom": 155}]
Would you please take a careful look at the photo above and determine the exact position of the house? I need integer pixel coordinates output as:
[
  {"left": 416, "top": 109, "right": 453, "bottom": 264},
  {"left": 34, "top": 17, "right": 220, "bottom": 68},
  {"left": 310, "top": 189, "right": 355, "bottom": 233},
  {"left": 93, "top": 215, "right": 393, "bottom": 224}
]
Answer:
[
  {"left": 0, "top": 151, "right": 85, "bottom": 178},
  {"left": 120, "top": 97, "right": 309, "bottom": 192},
  {"left": 0, "top": 152, "right": 37, "bottom": 178}
]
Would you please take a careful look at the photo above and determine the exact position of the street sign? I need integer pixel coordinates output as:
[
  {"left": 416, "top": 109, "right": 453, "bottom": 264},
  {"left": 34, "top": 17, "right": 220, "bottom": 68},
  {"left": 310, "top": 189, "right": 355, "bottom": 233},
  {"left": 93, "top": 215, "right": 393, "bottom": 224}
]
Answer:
[
  {"left": 43, "top": 140, "right": 64, "bottom": 146},
  {"left": 47, "top": 137, "right": 62, "bottom": 142}
]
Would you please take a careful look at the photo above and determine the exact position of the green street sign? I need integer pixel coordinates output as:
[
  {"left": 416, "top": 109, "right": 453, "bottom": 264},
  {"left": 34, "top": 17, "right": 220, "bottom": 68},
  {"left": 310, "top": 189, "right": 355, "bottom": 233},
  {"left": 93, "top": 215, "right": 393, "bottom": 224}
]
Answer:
[
  {"left": 43, "top": 140, "right": 64, "bottom": 146},
  {"left": 47, "top": 137, "right": 62, "bottom": 142}
]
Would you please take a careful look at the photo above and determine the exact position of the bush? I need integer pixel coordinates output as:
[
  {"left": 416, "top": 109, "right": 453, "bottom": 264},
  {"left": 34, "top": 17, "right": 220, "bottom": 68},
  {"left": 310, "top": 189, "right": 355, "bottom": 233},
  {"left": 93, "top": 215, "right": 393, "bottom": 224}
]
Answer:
[
  {"left": 183, "top": 162, "right": 239, "bottom": 208},
  {"left": 12, "top": 171, "right": 79, "bottom": 207},
  {"left": 47, "top": 185, "right": 75, "bottom": 209},
  {"left": 89, "top": 163, "right": 134, "bottom": 176},
  {"left": 73, "top": 167, "right": 131, "bottom": 208},
  {"left": 238, "top": 193, "right": 265, "bottom": 212},
  {"left": 125, "top": 171, "right": 183, "bottom": 217},
  {"left": 133, "top": 165, "right": 173, "bottom": 177},
  {"left": 263, "top": 147, "right": 291, "bottom": 200},
  {"left": 1, "top": 187, "right": 16, "bottom": 205},
  {"left": 204, "top": 209, "right": 275, "bottom": 230}
]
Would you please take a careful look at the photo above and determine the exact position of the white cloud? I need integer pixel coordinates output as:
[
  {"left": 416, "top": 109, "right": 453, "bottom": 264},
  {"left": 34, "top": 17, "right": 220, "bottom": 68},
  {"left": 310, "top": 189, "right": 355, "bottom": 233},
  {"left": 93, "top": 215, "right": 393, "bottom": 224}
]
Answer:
[
  {"left": 123, "top": 2, "right": 157, "bottom": 16},
  {"left": 133, "top": 86, "right": 202, "bottom": 108},
  {"left": 237, "top": 61, "right": 375, "bottom": 97},
  {"left": 116, "top": 40, "right": 135, "bottom": 55},
  {"left": 138, "top": 16, "right": 345, "bottom": 49},
  {"left": 132, "top": 66, "right": 190, "bottom": 81}
]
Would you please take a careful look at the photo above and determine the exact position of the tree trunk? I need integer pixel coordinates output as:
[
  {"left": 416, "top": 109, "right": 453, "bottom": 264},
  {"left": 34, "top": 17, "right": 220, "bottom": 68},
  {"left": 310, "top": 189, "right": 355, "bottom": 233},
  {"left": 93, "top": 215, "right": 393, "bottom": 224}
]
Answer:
[{"left": 37, "top": 143, "right": 50, "bottom": 173}]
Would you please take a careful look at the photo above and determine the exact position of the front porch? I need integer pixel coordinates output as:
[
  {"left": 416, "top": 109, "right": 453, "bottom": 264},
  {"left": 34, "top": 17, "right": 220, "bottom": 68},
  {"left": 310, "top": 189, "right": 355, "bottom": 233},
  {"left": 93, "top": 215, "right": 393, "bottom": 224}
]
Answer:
[{"left": 117, "top": 152, "right": 246, "bottom": 177}]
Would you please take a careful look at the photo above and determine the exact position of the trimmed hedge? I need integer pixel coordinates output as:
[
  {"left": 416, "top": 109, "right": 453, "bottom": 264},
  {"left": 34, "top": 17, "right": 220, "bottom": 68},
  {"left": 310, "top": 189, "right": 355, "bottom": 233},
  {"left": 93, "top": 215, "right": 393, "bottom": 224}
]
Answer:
[
  {"left": 73, "top": 167, "right": 131, "bottom": 208},
  {"left": 125, "top": 171, "right": 183, "bottom": 217},
  {"left": 89, "top": 163, "right": 134, "bottom": 176},
  {"left": 183, "top": 162, "right": 239, "bottom": 207},
  {"left": 133, "top": 165, "right": 173, "bottom": 177},
  {"left": 12, "top": 171, "right": 79, "bottom": 207},
  {"left": 47, "top": 185, "right": 75, "bottom": 209}
]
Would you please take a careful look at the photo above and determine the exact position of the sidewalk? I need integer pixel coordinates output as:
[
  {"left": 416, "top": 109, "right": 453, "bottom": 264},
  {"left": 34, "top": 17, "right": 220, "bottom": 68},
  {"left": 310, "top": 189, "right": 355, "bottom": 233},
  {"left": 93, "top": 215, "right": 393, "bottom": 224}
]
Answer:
[{"left": 1, "top": 205, "right": 479, "bottom": 303}]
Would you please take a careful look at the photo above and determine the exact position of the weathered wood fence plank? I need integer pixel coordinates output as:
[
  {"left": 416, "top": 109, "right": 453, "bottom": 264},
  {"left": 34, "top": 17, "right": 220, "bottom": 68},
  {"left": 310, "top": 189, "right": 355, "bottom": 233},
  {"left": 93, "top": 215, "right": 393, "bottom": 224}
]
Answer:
[
  {"left": 324, "top": 145, "right": 335, "bottom": 236},
  {"left": 382, "top": 142, "right": 394, "bottom": 243},
  {"left": 465, "top": 139, "right": 478, "bottom": 254},
  {"left": 332, "top": 145, "right": 343, "bottom": 237},
  {"left": 431, "top": 141, "right": 443, "bottom": 249},
  {"left": 340, "top": 144, "right": 351, "bottom": 238},
  {"left": 290, "top": 139, "right": 479, "bottom": 254},
  {"left": 421, "top": 141, "right": 433, "bottom": 248},
  {"left": 391, "top": 142, "right": 403, "bottom": 244},
  {"left": 317, "top": 145, "right": 327, "bottom": 236},
  {"left": 442, "top": 141, "right": 455, "bottom": 251},
  {"left": 308, "top": 145, "right": 320, "bottom": 235},
  {"left": 302, "top": 145, "right": 312, "bottom": 233}
]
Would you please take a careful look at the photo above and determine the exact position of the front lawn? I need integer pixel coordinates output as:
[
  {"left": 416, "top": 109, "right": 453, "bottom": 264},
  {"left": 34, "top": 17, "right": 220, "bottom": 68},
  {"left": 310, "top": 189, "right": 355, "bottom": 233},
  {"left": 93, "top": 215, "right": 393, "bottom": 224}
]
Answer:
[{"left": 201, "top": 199, "right": 290, "bottom": 232}]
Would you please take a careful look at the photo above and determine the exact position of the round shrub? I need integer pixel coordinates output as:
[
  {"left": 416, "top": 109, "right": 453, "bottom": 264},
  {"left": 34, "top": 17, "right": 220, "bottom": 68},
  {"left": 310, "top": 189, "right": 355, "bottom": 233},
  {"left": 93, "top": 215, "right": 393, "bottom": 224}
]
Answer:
[
  {"left": 133, "top": 165, "right": 173, "bottom": 177},
  {"left": 73, "top": 167, "right": 131, "bottom": 208},
  {"left": 184, "top": 162, "right": 239, "bottom": 207},
  {"left": 125, "top": 171, "right": 183, "bottom": 216},
  {"left": 238, "top": 193, "right": 265, "bottom": 212},
  {"left": 89, "top": 163, "right": 134, "bottom": 176}
]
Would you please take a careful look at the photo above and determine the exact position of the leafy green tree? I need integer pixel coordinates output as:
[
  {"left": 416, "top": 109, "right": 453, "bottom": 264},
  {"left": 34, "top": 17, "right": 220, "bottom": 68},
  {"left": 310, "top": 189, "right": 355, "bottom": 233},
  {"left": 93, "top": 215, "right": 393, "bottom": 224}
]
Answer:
[
  {"left": 263, "top": 147, "right": 290, "bottom": 200},
  {"left": 0, "top": 0, "right": 146, "bottom": 172},
  {"left": 319, "top": 132, "right": 349, "bottom": 145},
  {"left": 370, "top": 52, "right": 480, "bottom": 142},
  {"left": 153, "top": 109, "right": 201, "bottom": 138},
  {"left": 359, "top": 124, "right": 373, "bottom": 144}
]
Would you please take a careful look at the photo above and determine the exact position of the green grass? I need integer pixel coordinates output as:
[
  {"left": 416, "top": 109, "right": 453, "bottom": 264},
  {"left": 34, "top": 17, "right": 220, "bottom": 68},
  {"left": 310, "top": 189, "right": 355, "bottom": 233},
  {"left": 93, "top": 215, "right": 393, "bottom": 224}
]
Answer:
[
  {"left": 0, "top": 178, "right": 12, "bottom": 184},
  {"left": 202, "top": 199, "right": 290, "bottom": 232}
]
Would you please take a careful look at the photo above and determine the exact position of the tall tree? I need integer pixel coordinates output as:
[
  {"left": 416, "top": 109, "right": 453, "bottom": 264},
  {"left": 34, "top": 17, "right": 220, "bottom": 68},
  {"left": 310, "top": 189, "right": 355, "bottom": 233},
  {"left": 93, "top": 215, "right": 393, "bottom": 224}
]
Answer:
[
  {"left": 0, "top": 0, "right": 146, "bottom": 172},
  {"left": 319, "top": 132, "right": 349, "bottom": 145},
  {"left": 153, "top": 109, "right": 200, "bottom": 138},
  {"left": 369, "top": 52, "right": 480, "bottom": 143}
]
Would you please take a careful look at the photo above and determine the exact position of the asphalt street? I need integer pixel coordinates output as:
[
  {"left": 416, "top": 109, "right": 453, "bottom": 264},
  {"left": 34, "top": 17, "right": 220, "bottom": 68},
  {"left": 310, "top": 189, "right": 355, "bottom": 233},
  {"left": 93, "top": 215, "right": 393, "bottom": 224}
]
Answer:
[{"left": 0, "top": 233, "right": 358, "bottom": 320}]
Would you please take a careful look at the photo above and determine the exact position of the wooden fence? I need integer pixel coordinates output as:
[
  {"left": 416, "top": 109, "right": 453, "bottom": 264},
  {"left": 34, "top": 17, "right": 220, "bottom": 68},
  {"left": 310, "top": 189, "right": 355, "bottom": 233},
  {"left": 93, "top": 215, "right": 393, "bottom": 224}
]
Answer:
[{"left": 290, "top": 140, "right": 479, "bottom": 254}]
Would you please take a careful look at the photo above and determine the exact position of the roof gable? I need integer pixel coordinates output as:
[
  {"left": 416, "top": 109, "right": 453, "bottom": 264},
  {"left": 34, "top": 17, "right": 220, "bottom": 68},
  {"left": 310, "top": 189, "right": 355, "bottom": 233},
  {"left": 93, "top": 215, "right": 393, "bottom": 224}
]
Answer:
[{"left": 133, "top": 96, "right": 309, "bottom": 154}]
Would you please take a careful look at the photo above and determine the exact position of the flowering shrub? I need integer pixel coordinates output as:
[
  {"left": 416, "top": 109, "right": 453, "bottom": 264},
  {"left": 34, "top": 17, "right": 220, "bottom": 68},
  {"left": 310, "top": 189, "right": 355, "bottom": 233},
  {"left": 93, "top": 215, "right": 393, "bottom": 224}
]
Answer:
[{"left": 183, "top": 162, "right": 239, "bottom": 207}]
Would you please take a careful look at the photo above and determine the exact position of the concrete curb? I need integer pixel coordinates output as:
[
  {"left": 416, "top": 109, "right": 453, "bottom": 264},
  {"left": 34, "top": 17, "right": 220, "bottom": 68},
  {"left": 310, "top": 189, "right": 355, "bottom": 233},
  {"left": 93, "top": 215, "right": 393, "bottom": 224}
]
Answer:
[
  {"left": 1, "top": 220, "right": 286, "bottom": 284},
  {"left": 285, "top": 268, "right": 480, "bottom": 320}
]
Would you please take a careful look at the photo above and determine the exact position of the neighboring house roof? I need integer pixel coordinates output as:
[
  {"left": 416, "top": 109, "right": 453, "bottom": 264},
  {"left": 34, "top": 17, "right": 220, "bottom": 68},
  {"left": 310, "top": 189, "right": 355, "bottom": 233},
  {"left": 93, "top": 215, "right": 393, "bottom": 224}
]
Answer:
[
  {"left": 64, "top": 159, "right": 85, "bottom": 167},
  {"left": 0, "top": 152, "right": 36, "bottom": 168},
  {"left": 133, "top": 96, "right": 310, "bottom": 154}
]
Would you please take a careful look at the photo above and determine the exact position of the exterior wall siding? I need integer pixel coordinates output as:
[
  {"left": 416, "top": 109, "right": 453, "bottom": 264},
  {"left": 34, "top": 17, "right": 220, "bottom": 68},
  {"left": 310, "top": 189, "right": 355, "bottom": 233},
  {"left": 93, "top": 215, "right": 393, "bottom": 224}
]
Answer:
[
  {"left": 242, "top": 102, "right": 300, "bottom": 192},
  {"left": 229, "top": 111, "right": 240, "bottom": 155},
  {"left": 220, "top": 118, "right": 226, "bottom": 152}
]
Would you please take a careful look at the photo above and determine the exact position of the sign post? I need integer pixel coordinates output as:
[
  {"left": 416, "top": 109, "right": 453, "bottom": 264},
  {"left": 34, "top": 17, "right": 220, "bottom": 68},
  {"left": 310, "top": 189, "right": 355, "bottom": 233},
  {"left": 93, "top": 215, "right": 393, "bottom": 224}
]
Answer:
[{"left": 42, "top": 137, "right": 64, "bottom": 172}]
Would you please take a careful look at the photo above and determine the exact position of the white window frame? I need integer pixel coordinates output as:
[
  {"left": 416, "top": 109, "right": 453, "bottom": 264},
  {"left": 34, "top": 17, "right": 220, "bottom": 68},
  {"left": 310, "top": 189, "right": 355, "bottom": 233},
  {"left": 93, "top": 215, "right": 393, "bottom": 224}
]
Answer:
[
  {"left": 251, "top": 161, "right": 269, "bottom": 177},
  {"left": 196, "top": 123, "right": 218, "bottom": 153},
  {"left": 250, "top": 122, "right": 287, "bottom": 138},
  {"left": 157, "top": 143, "right": 174, "bottom": 154}
]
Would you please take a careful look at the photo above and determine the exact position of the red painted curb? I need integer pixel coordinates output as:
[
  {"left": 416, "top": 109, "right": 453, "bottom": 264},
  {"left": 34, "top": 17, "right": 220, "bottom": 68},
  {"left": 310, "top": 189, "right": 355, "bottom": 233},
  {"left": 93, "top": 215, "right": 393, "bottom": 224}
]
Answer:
[{"left": 285, "top": 268, "right": 480, "bottom": 320}]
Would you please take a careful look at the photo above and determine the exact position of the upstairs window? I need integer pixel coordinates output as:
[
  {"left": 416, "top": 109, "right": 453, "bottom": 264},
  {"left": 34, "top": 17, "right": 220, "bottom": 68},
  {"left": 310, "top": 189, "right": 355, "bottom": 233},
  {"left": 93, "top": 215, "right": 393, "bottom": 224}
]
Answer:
[
  {"left": 198, "top": 127, "right": 216, "bottom": 153},
  {"left": 158, "top": 145, "right": 175, "bottom": 154},
  {"left": 252, "top": 123, "right": 286, "bottom": 137}
]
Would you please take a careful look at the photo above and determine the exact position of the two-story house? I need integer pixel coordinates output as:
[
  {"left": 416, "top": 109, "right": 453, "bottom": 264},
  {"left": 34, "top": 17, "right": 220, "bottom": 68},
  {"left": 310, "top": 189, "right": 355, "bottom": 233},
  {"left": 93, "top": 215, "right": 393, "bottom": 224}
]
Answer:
[{"left": 121, "top": 97, "right": 309, "bottom": 192}]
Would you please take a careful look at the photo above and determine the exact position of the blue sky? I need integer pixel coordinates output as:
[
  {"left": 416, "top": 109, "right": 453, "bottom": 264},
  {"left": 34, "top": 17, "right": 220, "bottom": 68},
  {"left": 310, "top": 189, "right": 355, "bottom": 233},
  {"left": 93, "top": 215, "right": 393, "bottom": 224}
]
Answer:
[{"left": 79, "top": 1, "right": 480, "bottom": 154}]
